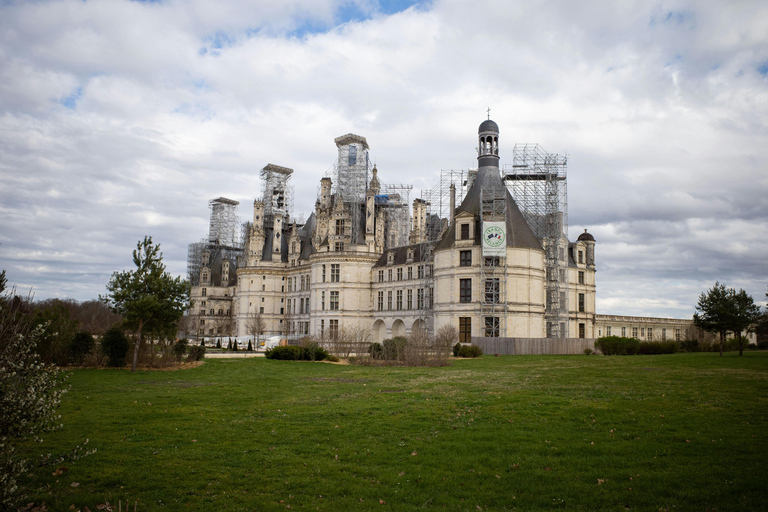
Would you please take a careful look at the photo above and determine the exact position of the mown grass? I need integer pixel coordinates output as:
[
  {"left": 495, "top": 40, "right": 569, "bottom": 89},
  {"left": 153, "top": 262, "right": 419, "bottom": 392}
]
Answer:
[{"left": 23, "top": 352, "right": 768, "bottom": 511}]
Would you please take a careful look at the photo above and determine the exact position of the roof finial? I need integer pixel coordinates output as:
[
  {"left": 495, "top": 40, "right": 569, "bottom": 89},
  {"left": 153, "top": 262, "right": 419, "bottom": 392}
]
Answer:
[{"left": 486, "top": 107, "right": 491, "bottom": 120}]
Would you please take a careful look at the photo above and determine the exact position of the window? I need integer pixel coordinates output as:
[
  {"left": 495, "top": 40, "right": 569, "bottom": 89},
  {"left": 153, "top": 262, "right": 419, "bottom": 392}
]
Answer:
[
  {"left": 322, "top": 265, "right": 326, "bottom": 282},
  {"left": 641, "top": 327, "right": 645, "bottom": 337},
  {"left": 460, "top": 250, "right": 472, "bottom": 266},
  {"left": 300, "top": 298, "right": 304, "bottom": 314},
  {"left": 459, "top": 317, "right": 471, "bottom": 343},
  {"left": 484, "top": 317, "right": 499, "bottom": 337},
  {"left": 331, "top": 264, "right": 340, "bottom": 282},
  {"left": 407, "top": 289, "right": 413, "bottom": 309},
  {"left": 407, "top": 267, "right": 413, "bottom": 280},
  {"left": 417, "top": 288, "right": 424, "bottom": 309},
  {"left": 300, "top": 276, "right": 305, "bottom": 291},
  {"left": 348, "top": 144, "right": 357, "bottom": 165},
  {"left": 647, "top": 328, "right": 653, "bottom": 340},
  {"left": 632, "top": 327, "right": 638, "bottom": 339},
  {"left": 210, "top": 309, "right": 214, "bottom": 315},
  {"left": 329, "top": 319, "right": 339, "bottom": 339},
  {"left": 621, "top": 327, "right": 626, "bottom": 337},
  {"left": 675, "top": 328, "right": 681, "bottom": 341},
  {"left": 387, "top": 291, "right": 392, "bottom": 310},
  {"left": 388, "top": 269, "right": 393, "bottom": 281},
  {"left": 662, "top": 328, "right": 667, "bottom": 341},
  {"left": 262, "top": 284, "right": 265, "bottom": 291},
  {"left": 578, "top": 293, "right": 585, "bottom": 313},
  {"left": 200, "top": 310, "right": 205, "bottom": 316},
  {"left": 460, "top": 223, "right": 470, "bottom": 240},
  {"left": 418, "top": 265, "right": 424, "bottom": 279},
  {"left": 201, "top": 301, "right": 206, "bottom": 306},
  {"left": 320, "top": 319, "right": 324, "bottom": 337},
  {"left": 330, "top": 291, "right": 339, "bottom": 311},
  {"left": 335, "top": 219, "right": 345, "bottom": 236},
  {"left": 460, "top": 279, "right": 472, "bottom": 303},
  {"left": 201, "top": 288, "right": 207, "bottom": 297},
  {"left": 259, "top": 307, "right": 264, "bottom": 314},
  {"left": 428, "top": 287, "right": 433, "bottom": 308},
  {"left": 579, "top": 323, "right": 585, "bottom": 339},
  {"left": 378, "top": 270, "right": 384, "bottom": 282},
  {"left": 578, "top": 271, "right": 584, "bottom": 284},
  {"left": 484, "top": 257, "right": 499, "bottom": 267},
  {"left": 484, "top": 279, "right": 499, "bottom": 304},
  {"left": 607, "top": 326, "right": 612, "bottom": 336},
  {"left": 334, "top": 242, "right": 344, "bottom": 252},
  {"left": 321, "top": 291, "right": 325, "bottom": 310},
  {"left": 397, "top": 268, "right": 403, "bottom": 281},
  {"left": 378, "top": 291, "right": 384, "bottom": 311},
  {"left": 202, "top": 273, "right": 208, "bottom": 283},
  {"left": 280, "top": 308, "right": 284, "bottom": 315},
  {"left": 396, "top": 290, "right": 403, "bottom": 310},
  {"left": 218, "top": 308, "right": 223, "bottom": 316},
  {"left": 578, "top": 251, "right": 584, "bottom": 264}
]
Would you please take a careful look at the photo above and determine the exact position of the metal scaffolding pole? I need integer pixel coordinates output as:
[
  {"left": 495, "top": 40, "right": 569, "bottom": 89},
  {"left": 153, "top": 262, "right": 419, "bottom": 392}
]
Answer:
[{"left": 479, "top": 176, "right": 508, "bottom": 337}]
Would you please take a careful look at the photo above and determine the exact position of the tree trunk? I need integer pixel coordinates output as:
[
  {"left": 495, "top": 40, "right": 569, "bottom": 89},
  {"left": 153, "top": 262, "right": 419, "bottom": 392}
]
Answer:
[
  {"left": 131, "top": 319, "right": 144, "bottom": 373},
  {"left": 719, "top": 331, "right": 724, "bottom": 357},
  {"left": 738, "top": 331, "right": 743, "bottom": 356}
]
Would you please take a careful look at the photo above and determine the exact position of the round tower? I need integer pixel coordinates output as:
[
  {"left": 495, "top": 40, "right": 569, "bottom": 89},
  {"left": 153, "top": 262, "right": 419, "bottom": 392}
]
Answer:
[{"left": 477, "top": 119, "right": 500, "bottom": 168}]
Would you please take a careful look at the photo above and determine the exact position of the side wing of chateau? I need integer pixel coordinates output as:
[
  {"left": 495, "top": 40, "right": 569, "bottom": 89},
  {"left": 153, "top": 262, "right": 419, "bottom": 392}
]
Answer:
[{"left": 187, "top": 118, "right": 725, "bottom": 346}]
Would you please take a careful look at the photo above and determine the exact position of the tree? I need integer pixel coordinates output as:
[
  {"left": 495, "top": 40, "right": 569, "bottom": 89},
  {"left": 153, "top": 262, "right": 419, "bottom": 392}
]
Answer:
[
  {"left": 730, "top": 288, "right": 762, "bottom": 356},
  {"left": 101, "top": 236, "right": 191, "bottom": 372},
  {"left": 0, "top": 270, "right": 68, "bottom": 508},
  {"left": 694, "top": 282, "right": 761, "bottom": 356},
  {"left": 245, "top": 311, "right": 266, "bottom": 349},
  {"left": 102, "top": 326, "right": 130, "bottom": 367}
]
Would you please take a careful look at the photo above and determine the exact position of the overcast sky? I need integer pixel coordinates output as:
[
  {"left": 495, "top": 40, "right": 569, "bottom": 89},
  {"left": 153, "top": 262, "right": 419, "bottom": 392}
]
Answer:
[{"left": 1, "top": 0, "right": 766, "bottom": 318}]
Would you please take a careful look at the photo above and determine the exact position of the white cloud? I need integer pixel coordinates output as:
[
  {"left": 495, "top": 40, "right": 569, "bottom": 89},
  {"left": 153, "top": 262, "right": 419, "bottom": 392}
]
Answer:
[{"left": 0, "top": 0, "right": 766, "bottom": 315}]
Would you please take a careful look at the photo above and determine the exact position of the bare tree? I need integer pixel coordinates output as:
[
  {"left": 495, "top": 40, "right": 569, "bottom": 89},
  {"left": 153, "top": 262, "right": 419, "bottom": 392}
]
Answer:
[
  {"left": 177, "top": 312, "right": 199, "bottom": 340},
  {"left": 245, "top": 311, "right": 266, "bottom": 349}
]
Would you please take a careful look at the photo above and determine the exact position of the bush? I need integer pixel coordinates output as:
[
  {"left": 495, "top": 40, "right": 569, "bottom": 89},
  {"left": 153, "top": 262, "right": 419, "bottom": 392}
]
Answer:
[
  {"left": 748, "top": 343, "right": 757, "bottom": 351},
  {"left": 265, "top": 345, "right": 301, "bottom": 360},
  {"left": 101, "top": 327, "right": 129, "bottom": 367},
  {"left": 453, "top": 342, "right": 461, "bottom": 357},
  {"left": 186, "top": 345, "right": 206, "bottom": 361},
  {"left": 382, "top": 337, "right": 408, "bottom": 361},
  {"left": 595, "top": 336, "right": 641, "bottom": 355},
  {"left": 247, "top": 340, "right": 253, "bottom": 351},
  {"left": 227, "top": 339, "right": 232, "bottom": 350},
  {"left": 172, "top": 338, "right": 188, "bottom": 360},
  {"left": 638, "top": 341, "right": 678, "bottom": 354},
  {"left": 216, "top": 339, "right": 221, "bottom": 349},
  {"left": 232, "top": 339, "right": 238, "bottom": 351},
  {"left": 457, "top": 344, "right": 483, "bottom": 358},
  {"left": 299, "top": 341, "right": 328, "bottom": 361},
  {"left": 326, "top": 354, "right": 340, "bottom": 362},
  {"left": 368, "top": 342, "right": 383, "bottom": 359},
  {"left": 758, "top": 341, "right": 768, "bottom": 350},
  {"left": 679, "top": 339, "right": 700, "bottom": 352},
  {"left": 583, "top": 348, "right": 593, "bottom": 355},
  {"left": 70, "top": 331, "right": 94, "bottom": 364}
]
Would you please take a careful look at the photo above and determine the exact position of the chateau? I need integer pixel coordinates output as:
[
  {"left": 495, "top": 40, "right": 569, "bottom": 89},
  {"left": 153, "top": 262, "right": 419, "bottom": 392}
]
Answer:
[{"left": 187, "top": 118, "right": 729, "bottom": 347}]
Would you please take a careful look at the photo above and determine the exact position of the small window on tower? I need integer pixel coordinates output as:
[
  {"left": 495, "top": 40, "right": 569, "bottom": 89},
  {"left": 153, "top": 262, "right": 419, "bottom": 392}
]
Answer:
[
  {"left": 349, "top": 145, "right": 357, "bottom": 165},
  {"left": 460, "top": 223, "right": 470, "bottom": 240}
]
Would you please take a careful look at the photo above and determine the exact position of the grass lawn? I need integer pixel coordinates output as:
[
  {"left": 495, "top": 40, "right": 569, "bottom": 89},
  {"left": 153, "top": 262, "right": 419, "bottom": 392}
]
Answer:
[{"left": 22, "top": 352, "right": 768, "bottom": 511}]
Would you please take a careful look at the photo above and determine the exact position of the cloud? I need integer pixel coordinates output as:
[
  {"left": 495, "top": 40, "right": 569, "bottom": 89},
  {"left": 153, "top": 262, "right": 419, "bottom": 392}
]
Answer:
[{"left": 0, "top": 0, "right": 766, "bottom": 317}]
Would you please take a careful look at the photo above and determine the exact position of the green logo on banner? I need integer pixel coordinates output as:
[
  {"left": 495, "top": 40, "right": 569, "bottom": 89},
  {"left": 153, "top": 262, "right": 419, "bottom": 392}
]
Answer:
[{"left": 484, "top": 225, "right": 505, "bottom": 247}]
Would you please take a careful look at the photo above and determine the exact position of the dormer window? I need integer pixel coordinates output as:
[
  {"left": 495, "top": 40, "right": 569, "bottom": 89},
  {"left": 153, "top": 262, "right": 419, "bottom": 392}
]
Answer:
[
  {"left": 387, "top": 251, "right": 394, "bottom": 265},
  {"left": 578, "top": 250, "right": 584, "bottom": 264},
  {"left": 460, "top": 223, "right": 470, "bottom": 240}
]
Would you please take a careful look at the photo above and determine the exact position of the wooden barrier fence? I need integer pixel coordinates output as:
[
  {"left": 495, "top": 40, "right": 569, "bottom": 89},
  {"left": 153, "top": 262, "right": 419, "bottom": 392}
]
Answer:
[{"left": 471, "top": 337, "right": 596, "bottom": 355}]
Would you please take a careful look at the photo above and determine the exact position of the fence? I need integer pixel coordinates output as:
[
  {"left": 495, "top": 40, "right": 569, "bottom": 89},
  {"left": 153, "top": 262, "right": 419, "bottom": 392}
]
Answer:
[{"left": 471, "top": 337, "right": 595, "bottom": 355}]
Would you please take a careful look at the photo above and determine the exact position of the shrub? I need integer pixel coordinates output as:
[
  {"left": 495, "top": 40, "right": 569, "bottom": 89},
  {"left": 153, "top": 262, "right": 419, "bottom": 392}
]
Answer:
[
  {"left": 101, "top": 327, "right": 129, "bottom": 367},
  {"left": 368, "top": 342, "right": 383, "bottom": 359},
  {"left": 70, "top": 331, "right": 95, "bottom": 364},
  {"left": 299, "top": 341, "right": 328, "bottom": 361},
  {"left": 748, "top": 343, "right": 757, "bottom": 351},
  {"left": 200, "top": 339, "right": 205, "bottom": 346},
  {"left": 453, "top": 342, "right": 461, "bottom": 357},
  {"left": 172, "top": 338, "right": 188, "bottom": 360},
  {"left": 227, "top": 339, "right": 232, "bottom": 350},
  {"left": 382, "top": 337, "right": 408, "bottom": 361},
  {"left": 595, "top": 336, "right": 640, "bottom": 355},
  {"left": 638, "top": 341, "right": 678, "bottom": 354},
  {"left": 679, "top": 339, "right": 700, "bottom": 352},
  {"left": 326, "top": 354, "right": 340, "bottom": 362},
  {"left": 247, "top": 340, "right": 253, "bottom": 352},
  {"left": 457, "top": 344, "right": 483, "bottom": 358},
  {"left": 186, "top": 345, "right": 206, "bottom": 361},
  {"left": 265, "top": 345, "right": 301, "bottom": 360},
  {"left": 583, "top": 348, "right": 593, "bottom": 355},
  {"left": 232, "top": 340, "right": 238, "bottom": 351},
  {"left": 758, "top": 341, "right": 768, "bottom": 350},
  {"left": 216, "top": 339, "right": 221, "bottom": 349}
]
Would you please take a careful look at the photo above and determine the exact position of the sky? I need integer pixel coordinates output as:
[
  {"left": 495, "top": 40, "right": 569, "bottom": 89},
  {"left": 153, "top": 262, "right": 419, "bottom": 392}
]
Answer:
[{"left": 0, "top": 0, "right": 766, "bottom": 319}]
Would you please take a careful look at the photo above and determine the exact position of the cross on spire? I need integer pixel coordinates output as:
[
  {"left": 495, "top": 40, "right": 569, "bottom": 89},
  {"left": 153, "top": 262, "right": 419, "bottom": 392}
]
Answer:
[{"left": 486, "top": 107, "right": 491, "bottom": 120}]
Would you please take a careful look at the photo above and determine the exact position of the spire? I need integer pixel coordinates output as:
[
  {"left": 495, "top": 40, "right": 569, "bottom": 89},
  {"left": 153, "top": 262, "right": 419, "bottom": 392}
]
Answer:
[{"left": 477, "top": 119, "right": 500, "bottom": 168}]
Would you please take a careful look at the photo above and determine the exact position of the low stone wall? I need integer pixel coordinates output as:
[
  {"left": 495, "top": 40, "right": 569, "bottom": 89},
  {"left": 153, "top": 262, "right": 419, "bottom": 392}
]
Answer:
[{"left": 471, "top": 337, "right": 595, "bottom": 355}]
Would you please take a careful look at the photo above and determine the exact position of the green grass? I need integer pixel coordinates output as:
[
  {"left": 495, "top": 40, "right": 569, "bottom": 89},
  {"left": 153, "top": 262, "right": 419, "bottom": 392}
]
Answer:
[{"left": 23, "top": 352, "right": 768, "bottom": 511}]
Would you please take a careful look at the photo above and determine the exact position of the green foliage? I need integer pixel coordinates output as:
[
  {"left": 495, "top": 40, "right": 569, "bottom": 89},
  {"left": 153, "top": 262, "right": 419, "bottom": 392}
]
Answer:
[
  {"left": 70, "top": 331, "right": 95, "bottom": 364},
  {"left": 457, "top": 344, "right": 483, "bottom": 358},
  {"left": 368, "top": 342, "right": 383, "bottom": 359},
  {"left": 638, "top": 341, "right": 678, "bottom": 354},
  {"left": 382, "top": 337, "right": 408, "bottom": 361},
  {"left": 232, "top": 339, "right": 238, "bottom": 352},
  {"left": 265, "top": 345, "right": 301, "bottom": 360},
  {"left": 453, "top": 342, "right": 461, "bottom": 357},
  {"left": 172, "top": 338, "right": 188, "bottom": 360},
  {"left": 101, "top": 236, "right": 191, "bottom": 371},
  {"left": 679, "top": 339, "right": 701, "bottom": 352},
  {"left": 216, "top": 339, "right": 222, "bottom": 349},
  {"left": 595, "top": 336, "right": 641, "bottom": 355},
  {"left": 326, "top": 354, "right": 340, "bottom": 362},
  {"left": 31, "top": 299, "right": 79, "bottom": 365},
  {"left": 247, "top": 340, "right": 253, "bottom": 351},
  {"left": 299, "top": 341, "right": 328, "bottom": 361},
  {"left": 583, "top": 348, "right": 594, "bottom": 355},
  {"left": 101, "top": 327, "right": 129, "bottom": 367},
  {"left": 694, "top": 282, "right": 762, "bottom": 355},
  {"left": 227, "top": 339, "right": 232, "bottom": 350},
  {"left": 186, "top": 345, "right": 206, "bottom": 361}
]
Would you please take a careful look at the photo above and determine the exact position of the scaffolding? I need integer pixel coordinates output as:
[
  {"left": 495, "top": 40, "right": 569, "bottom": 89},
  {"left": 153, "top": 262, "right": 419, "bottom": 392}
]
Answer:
[
  {"left": 260, "top": 164, "right": 294, "bottom": 225},
  {"left": 503, "top": 144, "right": 568, "bottom": 338},
  {"left": 187, "top": 197, "right": 245, "bottom": 287},
  {"left": 379, "top": 183, "right": 412, "bottom": 249},
  {"left": 333, "top": 134, "right": 370, "bottom": 203},
  {"left": 479, "top": 176, "right": 509, "bottom": 337}
]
